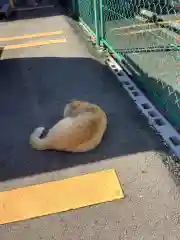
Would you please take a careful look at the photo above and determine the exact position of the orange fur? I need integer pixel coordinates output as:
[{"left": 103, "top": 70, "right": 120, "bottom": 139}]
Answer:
[{"left": 29, "top": 100, "right": 107, "bottom": 152}]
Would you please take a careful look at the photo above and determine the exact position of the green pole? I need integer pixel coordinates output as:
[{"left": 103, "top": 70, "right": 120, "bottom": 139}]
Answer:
[
  {"left": 99, "top": 0, "right": 104, "bottom": 45},
  {"left": 72, "top": 0, "right": 76, "bottom": 16},
  {"left": 93, "top": 0, "right": 100, "bottom": 45}
]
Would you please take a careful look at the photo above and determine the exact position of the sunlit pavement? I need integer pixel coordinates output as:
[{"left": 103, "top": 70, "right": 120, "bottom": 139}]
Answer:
[{"left": 0, "top": 5, "right": 180, "bottom": 240}]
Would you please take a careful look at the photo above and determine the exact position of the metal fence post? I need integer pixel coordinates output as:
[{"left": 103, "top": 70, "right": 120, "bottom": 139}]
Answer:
[
  {"left": 93, "top": 0, "right": 100, "bottom": 45},
  {"left": 71, "top": 0, "right": 77, "bottom": 16},
  {"left": 99, "top": 0, "right": 104, "bottom": 45}
]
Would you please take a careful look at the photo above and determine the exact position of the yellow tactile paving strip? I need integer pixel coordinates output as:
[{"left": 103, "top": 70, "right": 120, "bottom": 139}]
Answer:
[
  {"left": 3, "top": 39, "right": 67, "bottom": 50},
  {"left": 0, "top": 31, "right": 64, "bottom": 42},
  {"left": 0, "top": 169, "right": 124, "bottom": 225},
  {"left": 0, "top": 30, "right": 66, "bottom": 50}
]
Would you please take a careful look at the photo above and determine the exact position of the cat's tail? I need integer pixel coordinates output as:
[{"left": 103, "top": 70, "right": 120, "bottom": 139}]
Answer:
[{"left": 29, "top": 127, "right": 49, "bottom": 150}]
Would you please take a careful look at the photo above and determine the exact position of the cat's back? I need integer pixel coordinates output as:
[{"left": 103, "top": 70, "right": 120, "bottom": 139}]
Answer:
[{"left": 69, "top": 105, "right": 107, "bottom": 152}]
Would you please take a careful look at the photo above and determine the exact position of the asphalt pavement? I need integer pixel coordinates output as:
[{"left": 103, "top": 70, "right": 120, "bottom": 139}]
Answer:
[{"left": 0, "top": 5, "right": 180, "bottom": 240}]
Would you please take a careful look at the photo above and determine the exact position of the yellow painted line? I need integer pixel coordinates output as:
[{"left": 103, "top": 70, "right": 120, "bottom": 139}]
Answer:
[
  {"left": 0, "top": 169, "right": 123, "bottom": 225},
  {"left": 111, "top": 19, "right": 180, "bottom": 31},
  {"left": 0, "top": 31, "right": 64, "bottom": 42},
  {"left": 116, "top": 28, "right": 160, "bottom": 36},
  {"left": 3, "top": 39, "right": 67, "bottom": 50}
]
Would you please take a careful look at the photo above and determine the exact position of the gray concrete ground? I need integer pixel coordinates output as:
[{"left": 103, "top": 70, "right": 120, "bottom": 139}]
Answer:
[{"left": 0, "top": 5, "right": 180, "bottom": 240}]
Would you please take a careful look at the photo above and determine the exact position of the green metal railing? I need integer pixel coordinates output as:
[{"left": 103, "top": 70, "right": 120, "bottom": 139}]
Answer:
[{"left": 66, "top": 0, "right": 180, "bottom": 131}]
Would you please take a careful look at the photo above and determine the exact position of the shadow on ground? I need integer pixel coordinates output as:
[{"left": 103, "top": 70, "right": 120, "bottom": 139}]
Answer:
[
  {"left": 121, "top": 54, "right": 180, "bottom": 132},
  {"left": 0, "top": 56, "right": 165, "bottom": 181},
  {"left": 0, "top": 2, "right": 68, "bottom": 22}
]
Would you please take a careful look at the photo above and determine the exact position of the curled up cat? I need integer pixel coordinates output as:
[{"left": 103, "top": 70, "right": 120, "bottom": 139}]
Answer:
[{"left": 29, "top": 100, "right": 107, "bottom": 152}]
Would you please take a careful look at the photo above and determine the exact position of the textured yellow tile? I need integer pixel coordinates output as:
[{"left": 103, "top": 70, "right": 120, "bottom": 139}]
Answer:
[{"left": 0, "top": 169, "right": 124, "bottom": 225}]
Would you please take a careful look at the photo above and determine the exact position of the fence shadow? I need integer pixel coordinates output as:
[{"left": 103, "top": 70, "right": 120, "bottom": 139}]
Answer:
[
  {"left": 122, "top": 54, "right": 180, "bottom": 132},
  {"left": 0, "top": 1, "right": 68, "bottom": 22}
]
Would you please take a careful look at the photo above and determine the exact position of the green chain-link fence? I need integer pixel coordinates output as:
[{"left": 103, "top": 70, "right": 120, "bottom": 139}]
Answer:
[
  {"left": 100, "top": 0, "right": 180, "bottom": 131},
  {"left": 66, "top": 0, "right": 100, "bottom": 39},
  {"left": 66, "top": 0, "right": 180, "bottom": 131}
]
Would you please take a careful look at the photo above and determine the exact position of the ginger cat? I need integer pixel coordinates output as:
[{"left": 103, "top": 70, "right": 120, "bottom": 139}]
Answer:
[{"left": 29, "top": 100, "right": 107, "bottom": 152}]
